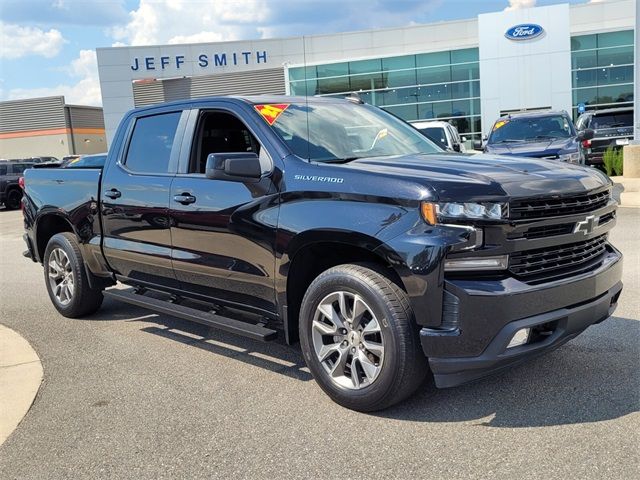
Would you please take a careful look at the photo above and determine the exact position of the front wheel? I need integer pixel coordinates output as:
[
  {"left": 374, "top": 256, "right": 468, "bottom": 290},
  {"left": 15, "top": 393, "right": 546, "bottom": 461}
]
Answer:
[
  {"left": 299, "top": 264, "right": 428, "bottom": 411},
  {"left": 44, "top": 232, "right": 104, "bottom": 318}
]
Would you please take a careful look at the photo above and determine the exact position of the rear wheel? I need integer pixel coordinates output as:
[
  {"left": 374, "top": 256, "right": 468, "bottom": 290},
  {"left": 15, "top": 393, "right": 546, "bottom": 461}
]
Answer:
[
  {"left": 44, "top": 232, "right": 104, "bottom": 318},
  {"left": 4, "top": 189, "right": 22, "bottom": 210},
  {"left": 299, "top": 264, "right": 428, "bottom": 411}
]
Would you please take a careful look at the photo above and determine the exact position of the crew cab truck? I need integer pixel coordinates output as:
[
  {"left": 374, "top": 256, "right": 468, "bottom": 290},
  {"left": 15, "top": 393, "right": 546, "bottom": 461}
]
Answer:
[{"left": 23, "top": 96, "right": 623, "bottom": 411}]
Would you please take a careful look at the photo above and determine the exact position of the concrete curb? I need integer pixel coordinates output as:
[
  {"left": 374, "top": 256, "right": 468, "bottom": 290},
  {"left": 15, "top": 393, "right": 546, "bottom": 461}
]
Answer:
[{"left": 0, "top": 324, "right": 43, "bottom": 446}]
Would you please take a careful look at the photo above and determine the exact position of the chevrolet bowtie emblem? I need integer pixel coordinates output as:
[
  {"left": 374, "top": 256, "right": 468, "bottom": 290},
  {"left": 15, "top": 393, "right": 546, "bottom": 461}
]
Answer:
[{"left": 574, "top": 215, "right": 598, "bottom": 235}]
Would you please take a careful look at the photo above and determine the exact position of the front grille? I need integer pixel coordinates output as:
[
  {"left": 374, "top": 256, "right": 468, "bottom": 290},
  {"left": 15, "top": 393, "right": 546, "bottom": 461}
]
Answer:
[
  {"left": 509, "top": 234, "right": 608, "bottom": 281},
  {"left": 516, "top": 223, "right": 575, "bottom": 240},
  {"left": 510, "top": 189, "right": 610, "bottom": 220},
  {"left": 598, "top": 211, "right": 615, "bottom": 226}
]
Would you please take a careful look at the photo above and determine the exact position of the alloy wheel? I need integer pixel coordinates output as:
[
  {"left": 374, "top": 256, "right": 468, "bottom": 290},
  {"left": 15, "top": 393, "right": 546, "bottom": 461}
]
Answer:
[
  {"left": 48, "top": 248, "right": 75, "bottom": 306},
  {"left": 311, "top": 291, "right": 385, "bottom": 389}
]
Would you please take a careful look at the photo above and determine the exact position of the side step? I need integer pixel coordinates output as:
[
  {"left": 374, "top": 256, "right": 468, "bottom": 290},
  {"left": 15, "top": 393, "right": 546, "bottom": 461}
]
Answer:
[{"left": 104, "top": 289, "right": 277, "bottom": 342}]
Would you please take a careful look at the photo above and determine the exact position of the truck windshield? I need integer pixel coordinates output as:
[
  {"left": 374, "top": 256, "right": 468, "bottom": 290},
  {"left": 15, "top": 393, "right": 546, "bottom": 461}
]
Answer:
[
  {"left": 418, "top": 127, "right": 447, "bottom": 147},
  {"left": 258, "top": 102, "right": 441, "bottom": 162},
  {"left": 488, "top": 115, "right": 575, "bottom": 143}
]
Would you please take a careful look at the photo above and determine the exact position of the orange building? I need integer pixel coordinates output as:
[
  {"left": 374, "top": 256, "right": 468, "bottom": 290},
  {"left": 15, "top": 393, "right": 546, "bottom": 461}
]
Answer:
[{"left": 0, "top": 96, "right": 106, "bottom": 160}]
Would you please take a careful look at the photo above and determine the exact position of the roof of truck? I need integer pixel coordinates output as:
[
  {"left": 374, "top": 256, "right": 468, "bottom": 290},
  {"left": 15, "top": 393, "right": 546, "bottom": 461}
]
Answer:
[
  {"left": 131, "top": 95, "right": 350, "bottom": 115},
  {"left": 580, "top": 106, "right": 633, "bottom": 116}
]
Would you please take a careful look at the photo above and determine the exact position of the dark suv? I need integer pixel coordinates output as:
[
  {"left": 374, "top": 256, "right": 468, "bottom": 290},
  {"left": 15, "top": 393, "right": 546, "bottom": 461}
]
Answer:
[
  {"left": 477, "top": 110, "right": 594, "bottom": 164},
  {"left": 0, "top": 160, "right": 33, "bottom": 209},
  {"left": 576, "top": 107, "right": 634, "bottom": 167}
]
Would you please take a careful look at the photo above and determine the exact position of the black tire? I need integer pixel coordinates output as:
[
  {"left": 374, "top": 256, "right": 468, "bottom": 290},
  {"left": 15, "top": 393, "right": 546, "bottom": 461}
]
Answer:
[
  {"left": 4, "top": 188, "right": 22, "bottom": 210},
  {"left": 43, "top": 232, "right": 104, "bottom": 318},
  {"left": 299, "top": 263, "right": 428, "bottom": 411}
]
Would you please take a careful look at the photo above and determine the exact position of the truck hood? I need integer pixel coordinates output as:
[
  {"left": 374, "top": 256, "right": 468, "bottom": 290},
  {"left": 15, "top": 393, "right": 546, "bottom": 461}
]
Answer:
[
  {"left": 484, "top": 137, "right": 577, "bottom": 158},
  {"left": 338, "top": 153, "right": 610, "bottom": 201}
]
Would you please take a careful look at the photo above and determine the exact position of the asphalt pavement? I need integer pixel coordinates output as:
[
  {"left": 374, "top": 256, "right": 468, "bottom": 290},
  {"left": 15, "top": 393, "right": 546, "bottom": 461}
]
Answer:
[{"left": 0, "top": 207, "right": 638, "bottom": 479}]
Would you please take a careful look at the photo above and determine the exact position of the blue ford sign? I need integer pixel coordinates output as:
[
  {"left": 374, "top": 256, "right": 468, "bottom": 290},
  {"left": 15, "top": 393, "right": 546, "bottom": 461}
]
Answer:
[{"left": 505, "top": 24, "right": 544, "bottom": 41}]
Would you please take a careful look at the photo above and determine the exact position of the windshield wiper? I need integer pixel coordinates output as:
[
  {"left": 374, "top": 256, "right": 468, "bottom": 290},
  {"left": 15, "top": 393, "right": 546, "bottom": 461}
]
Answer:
[
  {"left": 492, "top": 139, "right": 526, "bottom": 143},
  {"left": 317, "top": 156, "right": 361, "bottom": 164}
]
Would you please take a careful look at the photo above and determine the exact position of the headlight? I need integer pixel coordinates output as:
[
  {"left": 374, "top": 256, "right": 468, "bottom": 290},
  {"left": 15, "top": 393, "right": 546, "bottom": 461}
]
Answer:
[
  {"left": 421, "top": 201, "right": 507, "bottom": 224},
  {"left": 558, "top": 152, "right": 580, "bottom": 163}
]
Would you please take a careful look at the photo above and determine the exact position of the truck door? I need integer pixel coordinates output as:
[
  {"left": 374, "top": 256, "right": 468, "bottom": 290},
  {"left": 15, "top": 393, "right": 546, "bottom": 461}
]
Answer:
[
  {"left": 101, "top": 109, "right": 187, "bottom": 288},
  {"left": 168, "top": 105, "right": 280, "bottom": 315}
]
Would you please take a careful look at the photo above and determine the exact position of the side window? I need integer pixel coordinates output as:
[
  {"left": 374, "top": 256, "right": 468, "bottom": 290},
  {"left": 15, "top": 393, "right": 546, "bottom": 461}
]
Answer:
[
  {"left": 125, "top": 112, "right": 181, "bottom": 174},
  {"left": 13, "top": 165, "right": 25, "bottom": 174},
  {"left": 0, "top": 165, "right": 7, "bottom": 175},
  {"left": 190, "top": 111, "right": 271, "bottom": 175}
]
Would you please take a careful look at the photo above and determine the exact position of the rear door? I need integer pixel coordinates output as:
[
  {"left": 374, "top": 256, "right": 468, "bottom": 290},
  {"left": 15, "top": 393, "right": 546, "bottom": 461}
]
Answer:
[
  {"left": 168, "top": 103, "right": 281, "bottom": 315},
  {"left": 101, "top": 109, "right": 187, "bottom": 288}
]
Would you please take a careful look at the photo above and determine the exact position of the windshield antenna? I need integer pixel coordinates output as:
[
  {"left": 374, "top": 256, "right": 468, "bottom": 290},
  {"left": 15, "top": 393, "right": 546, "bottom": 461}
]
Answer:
[{"left": 303, "top": 36, "right": 310, "bottom": 162}]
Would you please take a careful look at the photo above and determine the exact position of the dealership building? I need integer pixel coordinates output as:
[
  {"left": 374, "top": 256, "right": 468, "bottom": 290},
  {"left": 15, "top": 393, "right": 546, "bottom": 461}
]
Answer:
[
  {"left": 0, "top": 96, "right": 106, "bottom": 159},
  {"left": 96, "top": 0, "right": 635, "bottom": 146}
]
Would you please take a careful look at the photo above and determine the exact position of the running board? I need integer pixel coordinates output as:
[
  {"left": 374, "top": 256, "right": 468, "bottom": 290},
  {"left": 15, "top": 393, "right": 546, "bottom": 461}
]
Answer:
[{"left": 104, "top": 289, "right": 277, "bottom": 342}]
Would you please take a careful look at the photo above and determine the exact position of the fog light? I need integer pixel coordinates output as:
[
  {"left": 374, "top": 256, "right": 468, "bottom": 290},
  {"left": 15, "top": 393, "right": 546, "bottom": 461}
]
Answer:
[
  {"left": 444, "top": 255, "right": 508, "bottom": 271},
  {"left": 507, "top": 328, "right": 530, "bottom": 349}
]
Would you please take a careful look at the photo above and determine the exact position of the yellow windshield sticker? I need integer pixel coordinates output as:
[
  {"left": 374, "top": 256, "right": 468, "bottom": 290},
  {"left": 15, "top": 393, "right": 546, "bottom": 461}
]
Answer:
[
  {"left": 255, "top": 104, "right": 289, "bottom": 125},
  {"left": 493, "top": 120, "right": 509, "bottom": 130}
]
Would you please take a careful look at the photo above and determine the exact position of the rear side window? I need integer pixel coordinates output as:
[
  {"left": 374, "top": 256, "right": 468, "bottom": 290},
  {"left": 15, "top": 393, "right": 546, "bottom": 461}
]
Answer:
[
  {"left": 11, "top": 164, "right": 31, "bottom": 174},
  {"left": 125, "top": 112, "right": 181, "bottom": 173},
  {"left": 0, "top": 165, "right": 7, "bottom": 175}
]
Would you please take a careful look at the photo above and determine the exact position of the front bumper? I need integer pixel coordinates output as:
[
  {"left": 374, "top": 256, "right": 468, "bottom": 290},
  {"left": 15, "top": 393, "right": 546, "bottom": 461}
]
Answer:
[{"left": 423, "top": 248, "right": 623, "bottom": 388}]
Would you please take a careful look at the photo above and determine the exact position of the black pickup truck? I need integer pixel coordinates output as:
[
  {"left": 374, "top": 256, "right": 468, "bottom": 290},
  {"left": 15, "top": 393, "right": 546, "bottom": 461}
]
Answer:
[
  {"left": 22, "top": 96, "right": 623, "bottom": 411},
  {"left": 1, "top": 160, "right": 33, "bottom": 209},
  {"left": 575, "top": 107, "right": 634, "bottom": 167}
]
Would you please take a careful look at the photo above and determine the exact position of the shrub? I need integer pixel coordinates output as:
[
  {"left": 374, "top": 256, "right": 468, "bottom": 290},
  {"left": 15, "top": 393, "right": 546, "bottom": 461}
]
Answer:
[
  {"left": 603, "top": 146, "right": 623, "bottom": 177},
  {"left": 614, "top": 148, "right": 624, "bottom": 176}
]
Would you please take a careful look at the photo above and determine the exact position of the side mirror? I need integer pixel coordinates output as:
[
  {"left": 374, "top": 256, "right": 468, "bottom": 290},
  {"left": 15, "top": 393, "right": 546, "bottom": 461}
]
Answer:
[
  {"left": 577, "top": 128, "right": 595, "bottom": 141},
  {"left": 205, "top": 153, "right": 262, "bottom": 182},
  {"left": 452, "top": 143, "right": 461, "bottom": 152},
  {"left": 473, "top": 140, "right": 483, "bottom": 151}
]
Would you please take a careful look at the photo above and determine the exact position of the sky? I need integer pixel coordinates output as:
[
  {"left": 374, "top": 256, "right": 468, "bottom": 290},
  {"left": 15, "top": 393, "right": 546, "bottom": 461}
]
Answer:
[{"left": 0, "top": 0, "right": 603, "bottom": 106}]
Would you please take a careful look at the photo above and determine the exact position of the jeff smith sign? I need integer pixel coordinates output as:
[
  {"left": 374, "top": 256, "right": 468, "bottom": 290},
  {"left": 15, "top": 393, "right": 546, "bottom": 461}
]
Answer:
[{"left": 130, "top": 50, "right": 269, "bottom": 71}]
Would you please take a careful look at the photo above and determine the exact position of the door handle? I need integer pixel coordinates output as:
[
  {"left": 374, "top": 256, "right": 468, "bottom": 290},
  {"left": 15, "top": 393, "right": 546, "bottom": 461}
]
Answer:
[
  {"left": 173, "top": 193, "right": 196, "bottom": 205},
  {"left": 105, "top": 189, "right": 121, "bottom": 199}
]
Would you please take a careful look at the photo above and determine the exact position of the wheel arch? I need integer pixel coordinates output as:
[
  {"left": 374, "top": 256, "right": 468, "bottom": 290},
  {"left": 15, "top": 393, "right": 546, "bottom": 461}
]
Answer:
[
  {"left": 281, "top": 230, "right": 410, "bottom": 344},
  {"left": 34, "top": 212, "right": 75, "bottom": 261}
]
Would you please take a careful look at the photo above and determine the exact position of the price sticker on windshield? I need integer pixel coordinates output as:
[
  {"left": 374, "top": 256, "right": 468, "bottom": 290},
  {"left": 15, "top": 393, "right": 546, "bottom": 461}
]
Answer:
[
  {"left": 493, "top": 120, "right": 509, "bottom": 131},
  {"left": 255, "top": 104, "right": 289, "bottom": 125}
]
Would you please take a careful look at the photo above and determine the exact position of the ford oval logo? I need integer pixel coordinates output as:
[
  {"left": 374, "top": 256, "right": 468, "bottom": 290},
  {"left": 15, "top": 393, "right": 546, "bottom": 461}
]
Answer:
[{"left": 505, "top": 24, "right": 544, "bottom": 41}]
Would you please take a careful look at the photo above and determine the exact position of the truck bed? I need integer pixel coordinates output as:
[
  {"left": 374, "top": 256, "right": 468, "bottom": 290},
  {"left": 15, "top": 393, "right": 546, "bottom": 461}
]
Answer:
[{"left": 24, "top": 167, "right": 101, "bottom": 214}]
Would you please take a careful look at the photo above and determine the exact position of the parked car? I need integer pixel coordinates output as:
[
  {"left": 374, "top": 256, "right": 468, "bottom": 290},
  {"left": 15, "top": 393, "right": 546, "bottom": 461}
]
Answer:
[
  {"left": 575, "top": 107, "right": 634, "bottom": 167},
  {"left": 23, "top": 96, "right": 621, "bottom": 411},
  {"left": 476, "top": 110, "right": 594, "bottom": 163},
  {"left": 0, "top": 160, "right": 34, "bottom": 209},
  {"left": 411, "top": 120, "right": 467, "bottom": 152},
  {"left": 62, "top": 153, "right": 107, "bottom": 169}
]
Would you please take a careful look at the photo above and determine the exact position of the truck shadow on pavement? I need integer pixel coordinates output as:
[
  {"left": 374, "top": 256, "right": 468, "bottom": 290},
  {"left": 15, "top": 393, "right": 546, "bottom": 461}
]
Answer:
[
  {"left": 90, "top": 297, "right": 314, "bottom": 382},
  {"left": 87, "top": 300, "right": 639, "bottom": 428}
]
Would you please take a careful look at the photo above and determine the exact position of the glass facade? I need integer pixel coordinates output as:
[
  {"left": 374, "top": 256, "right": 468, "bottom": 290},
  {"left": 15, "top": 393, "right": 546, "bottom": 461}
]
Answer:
[
  {"left": 288, "top": 48, "right": 481, "bottom": 141},
  {"left": 571, "top": 30, "right": 634, "bottom": 118}
]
